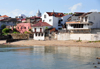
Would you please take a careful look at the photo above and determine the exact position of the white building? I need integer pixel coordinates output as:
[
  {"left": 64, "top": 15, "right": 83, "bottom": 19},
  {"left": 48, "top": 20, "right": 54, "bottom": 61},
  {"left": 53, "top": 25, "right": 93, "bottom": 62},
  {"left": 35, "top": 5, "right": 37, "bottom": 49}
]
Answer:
[
  {"left": 31, "top": 22, "right": 52, "bottom": 40},
  {"left": 66, "top": 12, "right": 100, "bottom": 33},
  {"left": 18, "top": 14, "right": 26, "bottom": 18},
  {"left": 36, "top": 10, "right": 41, "bottom": 17},
  {"left": 41, "top": 11, "right": 72, "bottom": 30}
]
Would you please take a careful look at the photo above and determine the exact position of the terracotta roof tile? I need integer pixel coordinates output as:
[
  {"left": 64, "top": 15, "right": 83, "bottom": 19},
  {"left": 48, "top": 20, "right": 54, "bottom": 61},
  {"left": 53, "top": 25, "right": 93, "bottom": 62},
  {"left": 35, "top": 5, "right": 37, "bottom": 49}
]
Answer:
[
  {"left": 47, "top": 12, "right": 65, "bottom": 17},
  {"left": 0, "top": 15, "right": 9, "bottom": 17},
  {"left": 32, "top": 22, "right": 51, "bottom": 27}
]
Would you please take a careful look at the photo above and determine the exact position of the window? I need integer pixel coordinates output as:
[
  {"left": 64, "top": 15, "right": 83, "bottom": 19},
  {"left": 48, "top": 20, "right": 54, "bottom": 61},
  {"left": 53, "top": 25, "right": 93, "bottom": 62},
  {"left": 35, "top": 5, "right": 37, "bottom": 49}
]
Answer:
[
  {"left": 24, "top": 27, "right": 26, "bottom": 29},
  {"left": 21, "top": 27, "right": 22, "bottom": 29},
  {"left": 41, "top": 33, "right": 43, "bottom": 36},
  {"left": 85, "top": 17, "right": 87, "bottom": 22},
  {"left": 44, "top": 15, "right": 46, "bottom": 18},
  {"left": 38, "top": 33, "right": 40, "bottom": 36},
  {"left": 34, "top": 28, "right": 36, "bottom": 32},
  {"left": 49, "top": 19, "right": 51, "bottom": 22},
  {"left": 35, "top": 33, "right": 37, "bottom": 36},
  {"left": 40, "top": 28, "right": 42, "bottom": 32}
]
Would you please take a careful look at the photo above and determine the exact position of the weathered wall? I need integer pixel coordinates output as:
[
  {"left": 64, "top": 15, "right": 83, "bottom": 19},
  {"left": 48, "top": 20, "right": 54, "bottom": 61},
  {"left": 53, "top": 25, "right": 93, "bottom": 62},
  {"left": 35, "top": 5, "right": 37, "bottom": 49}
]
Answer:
[
  {"left": 11, "top": 34, "right": 29, "bottom": 39},
  {"left": 91, "top": 29, "right": 100, "bottom": 34},
  {"left": 57, "top": 33, "right": 100, "bottom": 41},
  {"left": 70, "top": 34, "right": 97, "bottom": 41},
  {"left": 57, "top": 33, "right": 70, "bottom": 40}
]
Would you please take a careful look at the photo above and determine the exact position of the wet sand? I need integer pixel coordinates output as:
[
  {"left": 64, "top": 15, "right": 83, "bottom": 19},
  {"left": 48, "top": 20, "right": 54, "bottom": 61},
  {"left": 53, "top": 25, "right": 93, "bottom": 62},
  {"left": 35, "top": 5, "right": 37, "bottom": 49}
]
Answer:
[{"left": 0, "top": 40, "right": 100, "bottom": 47}]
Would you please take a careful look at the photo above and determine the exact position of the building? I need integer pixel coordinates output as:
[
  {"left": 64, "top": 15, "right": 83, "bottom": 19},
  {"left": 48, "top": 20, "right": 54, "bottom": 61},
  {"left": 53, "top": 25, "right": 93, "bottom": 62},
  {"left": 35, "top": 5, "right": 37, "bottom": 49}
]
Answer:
[
  {"left": 0, "top": 15, "right": 9, "bottom": 20},
  {"left": 0, "top": 17, "right": 17, "bottom": 29},
  {"left": 41, "top": 11, "right": 72, "bottom": 30},
  {"left": 66, "top": 12, "right": 100, "bottom": 33},
  {"left": 16, "top": 23, "right": 31, "bottom": 33},
  {"left": 31, "top": 22, "right": 52, "bottom": 40},
  {"left": 36, "top": 10, "right": 41, "bottom": 17}
]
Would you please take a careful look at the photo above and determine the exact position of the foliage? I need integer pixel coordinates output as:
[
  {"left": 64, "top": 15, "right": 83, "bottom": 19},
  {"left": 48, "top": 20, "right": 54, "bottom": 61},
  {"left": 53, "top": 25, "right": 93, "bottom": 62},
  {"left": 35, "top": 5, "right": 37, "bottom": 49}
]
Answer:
[
  {"left": 29, "top": 29, "right": 32, "bottom": 31},
  {"left": 13, "top": 28, "right": 17, "bottom": 32},
  {"left": 24, "top": 31, "right": 29, "bottom": 34},
  {"left": 88, "top": 41, "right": 100, "bottom": 43},
  {"left": 64, "top": 13, "right": 68, "bottom": 15},
  {"left": 2, "top": 28, "right": 10, "bottom": 33},
  {"left": 13, "top": 31, "right": 19, "bottom": 34},
  {"left": 2, "top": 33, "right": 8, "bottom": 35},
  {"left": 45, "top": 27, "right": 48, "bottom": 29},
  {"left": 69, "top": 13, "right": 73, "bottom": 15},
  {"left": 76, "top": 40, "right": 82, "bottom": 42},
  {"left": 1, "top": 24, "right": 6, "bottom": 29}
]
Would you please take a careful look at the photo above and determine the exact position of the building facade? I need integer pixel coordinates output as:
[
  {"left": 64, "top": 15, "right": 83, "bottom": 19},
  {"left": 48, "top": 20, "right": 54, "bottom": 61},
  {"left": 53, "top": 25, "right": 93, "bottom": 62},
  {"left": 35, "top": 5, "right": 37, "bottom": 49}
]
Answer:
[
  {"left": 66, "top": 12, "right": 100, "bottom": 33},
  {"left": 41, "top": 11, "right": 72, "bottom": 30},
  {"left": 16, "top": 23, "right": 31, "bottom": 33},
  {"left": 31, "top": 22, "right": 52, "bottom": 40}
]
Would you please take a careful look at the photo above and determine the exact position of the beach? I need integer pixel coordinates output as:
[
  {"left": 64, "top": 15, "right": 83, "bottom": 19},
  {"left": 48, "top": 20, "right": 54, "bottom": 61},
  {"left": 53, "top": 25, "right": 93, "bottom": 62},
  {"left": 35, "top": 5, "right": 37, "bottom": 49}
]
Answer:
[{"left": 0, "top": 40, "right": 100, "bottom": 47}]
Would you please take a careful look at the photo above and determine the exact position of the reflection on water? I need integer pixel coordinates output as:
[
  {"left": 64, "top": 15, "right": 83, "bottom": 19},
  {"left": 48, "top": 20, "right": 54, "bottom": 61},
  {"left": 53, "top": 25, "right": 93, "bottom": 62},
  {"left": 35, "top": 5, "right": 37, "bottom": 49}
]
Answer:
[{"left": 0, "top": 46, "right": 100, "bottom": 69}]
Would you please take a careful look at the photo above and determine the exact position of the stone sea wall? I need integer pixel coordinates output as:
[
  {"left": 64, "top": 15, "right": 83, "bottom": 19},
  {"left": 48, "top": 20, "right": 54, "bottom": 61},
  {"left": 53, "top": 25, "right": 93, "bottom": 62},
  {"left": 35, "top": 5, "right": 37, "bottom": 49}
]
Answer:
[{"left": 11, "top": 34, "right": 30, "bottom": 39}]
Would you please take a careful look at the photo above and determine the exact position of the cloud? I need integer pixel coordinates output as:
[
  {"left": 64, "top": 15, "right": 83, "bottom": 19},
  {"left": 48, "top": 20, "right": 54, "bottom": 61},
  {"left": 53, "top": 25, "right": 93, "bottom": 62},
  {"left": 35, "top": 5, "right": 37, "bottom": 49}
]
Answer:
[
  {"left": 0, "top": 9, "right": 36, "bottom": 17},
  {"left": 69, "top": 3, "right": 82, "bottom": 12},
  {"left": 89, "top": 9, "right": 99, "bottom": 12}
]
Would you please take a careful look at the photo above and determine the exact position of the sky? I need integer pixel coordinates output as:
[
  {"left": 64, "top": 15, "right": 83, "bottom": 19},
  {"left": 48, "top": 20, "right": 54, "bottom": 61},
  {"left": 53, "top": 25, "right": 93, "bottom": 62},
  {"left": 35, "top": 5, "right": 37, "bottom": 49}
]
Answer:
[{"left": 0, "top": 0, "right": 100, "bottom": 17}]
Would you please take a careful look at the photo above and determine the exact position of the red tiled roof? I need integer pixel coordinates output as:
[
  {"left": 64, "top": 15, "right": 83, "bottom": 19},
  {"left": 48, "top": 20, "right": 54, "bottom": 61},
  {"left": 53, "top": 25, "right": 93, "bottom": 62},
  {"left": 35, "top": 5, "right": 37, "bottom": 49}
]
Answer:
[
  {"left": 32, "top": 22, "right": 51, "bottom": 27},
  {"left": 0, "top": 15, "right": 9, "bottom": 17},
  {"left": 46, "top": 12, "right": 65, "bottom": 17}
]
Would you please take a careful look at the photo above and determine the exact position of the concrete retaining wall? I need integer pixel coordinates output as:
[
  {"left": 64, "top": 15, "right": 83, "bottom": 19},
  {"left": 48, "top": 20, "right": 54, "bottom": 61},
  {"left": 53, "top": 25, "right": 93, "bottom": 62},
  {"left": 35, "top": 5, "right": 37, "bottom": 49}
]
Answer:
[{"left": 57, "top": 33, "right": 100, "bottom": 41}]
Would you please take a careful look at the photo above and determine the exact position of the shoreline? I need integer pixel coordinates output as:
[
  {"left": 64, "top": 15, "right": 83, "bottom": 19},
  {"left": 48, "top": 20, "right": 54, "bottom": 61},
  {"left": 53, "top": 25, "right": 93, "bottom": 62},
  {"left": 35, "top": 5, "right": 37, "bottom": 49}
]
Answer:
[{"left": 0, "top": 40, "right": 100, "bottom": 48}]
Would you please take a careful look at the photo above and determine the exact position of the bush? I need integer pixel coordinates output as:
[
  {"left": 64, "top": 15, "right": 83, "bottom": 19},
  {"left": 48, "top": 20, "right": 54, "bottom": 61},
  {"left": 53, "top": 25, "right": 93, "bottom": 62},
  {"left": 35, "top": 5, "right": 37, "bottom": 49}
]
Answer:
[
  {"left": 2, "top": 33, "right": 8, "bottom": 35},
  {"left": 24, "top": 31, "right": 29, "bottom": 34},
  {"left": 45, "top": 27, "right": 48, "bottom": 29},
  {"left": 29, "top": 29, "right": 32, "bottom": 31},
  {"left": 2, "top": 28, "right": 10, "bottom": 33},
  {"left": 1, "top": 24, "right": 6, "bottom": 29},
  {"left": 13, "top": 31, "right": 19, "bottom": 34}
]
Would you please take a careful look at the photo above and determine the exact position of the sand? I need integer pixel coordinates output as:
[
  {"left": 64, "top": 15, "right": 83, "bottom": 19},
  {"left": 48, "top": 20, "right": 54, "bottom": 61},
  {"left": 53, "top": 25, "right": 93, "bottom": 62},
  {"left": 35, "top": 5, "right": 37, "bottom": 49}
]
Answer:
[{"left": 0, "top": 40, "right": 100, "bottom": 47}]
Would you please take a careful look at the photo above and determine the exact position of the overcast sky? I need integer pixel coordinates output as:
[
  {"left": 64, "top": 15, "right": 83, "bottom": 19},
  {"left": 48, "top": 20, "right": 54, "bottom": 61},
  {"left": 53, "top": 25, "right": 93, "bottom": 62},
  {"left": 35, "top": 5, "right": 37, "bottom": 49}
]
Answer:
[{"left": 0, "top": 0, "right": 99, "bottom": 17}]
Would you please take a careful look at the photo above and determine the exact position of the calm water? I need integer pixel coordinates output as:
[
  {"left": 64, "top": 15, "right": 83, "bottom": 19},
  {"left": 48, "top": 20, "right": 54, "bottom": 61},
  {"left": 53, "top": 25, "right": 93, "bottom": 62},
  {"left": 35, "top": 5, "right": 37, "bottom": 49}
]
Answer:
[{"left": 0, "top": 46, "right": 100, "bottom": 69}]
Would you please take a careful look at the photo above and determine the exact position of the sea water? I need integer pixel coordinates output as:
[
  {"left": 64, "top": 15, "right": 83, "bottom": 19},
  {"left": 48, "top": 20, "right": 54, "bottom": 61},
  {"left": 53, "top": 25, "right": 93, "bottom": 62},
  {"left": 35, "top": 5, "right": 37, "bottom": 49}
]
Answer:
[{"left": 0, "top": 46, "right": 100, "bottom": 69}]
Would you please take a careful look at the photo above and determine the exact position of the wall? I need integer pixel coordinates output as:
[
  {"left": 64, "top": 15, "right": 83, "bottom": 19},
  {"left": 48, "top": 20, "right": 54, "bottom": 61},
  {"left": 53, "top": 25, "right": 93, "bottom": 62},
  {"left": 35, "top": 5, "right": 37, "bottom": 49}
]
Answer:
[
  {"left": 11, "top": 34, "right": 29, "bottom": 39},
  {"left": 61, "top": 15, "right": 72, "bottom": 25},
  {"left": 86, "top": 12, "right": 100, "bottom": 28},
  {"left": 34, "top": 33, "right": 45, "bottom": 40},
  {"left": 53, "top": 17, "right": 59, "bottom": 29},
  {"left": 41, "top": 12, "right": 53, "bottom": 26},
  {"left": 16, "top": 23, "right": 31, "bottom": 33},
  {"left": 58, "top": 33, "right": 70, "bottom": 40},
  {"left": 57, "top": 33, "right": 100, "bottom": 41}
]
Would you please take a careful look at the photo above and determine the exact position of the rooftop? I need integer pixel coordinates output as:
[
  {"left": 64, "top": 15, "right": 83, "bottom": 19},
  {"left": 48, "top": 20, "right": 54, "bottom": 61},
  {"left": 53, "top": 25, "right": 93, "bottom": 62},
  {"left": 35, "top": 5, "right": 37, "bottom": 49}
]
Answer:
[
  {"left": 32, "top": 22, "right": 51, "bottom": 27},
  {"left": 46, "top": 12, "right": 65, "bottom": 17}
]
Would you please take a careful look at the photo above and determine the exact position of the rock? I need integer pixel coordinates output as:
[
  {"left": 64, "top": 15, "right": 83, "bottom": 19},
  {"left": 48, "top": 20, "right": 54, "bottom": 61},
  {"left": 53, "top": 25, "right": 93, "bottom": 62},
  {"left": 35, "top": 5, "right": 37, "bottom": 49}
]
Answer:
[
  {"left": 93, "top": 63, "right": 95, "bottom": 65},
  {"left": 96, "top": 57, "right": 100, "bottom": 59},
  {"left": 98, "top": 62, "right": 100, "bottom": 64},
  {"left": 94, "top": 66, "right": 97, "bottom": 68}
]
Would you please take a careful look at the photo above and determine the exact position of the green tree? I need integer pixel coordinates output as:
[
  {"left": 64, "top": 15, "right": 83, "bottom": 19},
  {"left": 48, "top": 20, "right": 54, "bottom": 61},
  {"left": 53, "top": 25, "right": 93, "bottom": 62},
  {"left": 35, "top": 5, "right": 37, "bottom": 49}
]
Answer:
[{"left": 2, "top": 28, "right": 10, "bottom": 33}]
